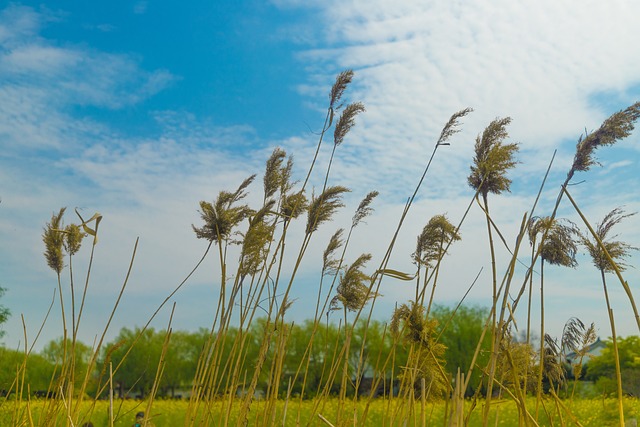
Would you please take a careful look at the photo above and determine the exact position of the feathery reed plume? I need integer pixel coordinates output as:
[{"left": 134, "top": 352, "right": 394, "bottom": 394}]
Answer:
[
  {"left": 413, "top": 214, "right": 461, "bottom": 269},
  {"left": 559, "top": 317, "right": 593, "bottom": 394},
  {"left": 280, "top": 156, "right": 295, "bottom": 194},
  {"left": 192, "top": 175, "right": 256, "bottom": 242},
  {"left": 333, "top": 102, "right": 365, "bottom": 147},
  {"left": 561, "top": 317, "right": 587, "bottom": 356},
  {"left": 467, "top": 117, "right": 519, "bottom": 422},
  {"left": 577, "top": 322, "right": 597, "bottom": 356},
  {"left": 568, "top": 102, "right": 640, "bottom": 181},
  {"left": 263, "top": 148, "right": 288, "bottom": 200},
  {"left": 329, "top": 69, "right": 354, "bottom": 110},
  {"left": 467, "top": 117, "right": 519, "bottom": 197},
  {"left": 63, "top": 224, "right": 85, "bottom": 256},
  {"left": 331, "top": 253, "right": 373, "bottom": 312},
  {"left": 391, "top": 302, "right": 431, "bottom": 345},
  {"left": 352, "top": 191, "right": 378, "bottom": 228},
  {"left": 390, "top": 302, "right": 448, "bottom": 399},
  {"left": 239, "top": 200, "right": 276, "bottom": 277},
  {"left": 329, "top": 252, "right": 373, "bottom": 423},
  {"left": 280, "top": 190, "right": 308, "bottom": 222},
  {"left": 579, "top": 207, "right": 638, "bottom": 272},
  {"left": 568, "top": 321, "right": 596, "bottom": 393},
  {"left": 494, "top": 329, "right": 536, "bottom": 391},
  {"left": 63, "top": 221, "right": 86, "bottom": 348},
  {"left": 323, "top": 229, "right": 344, "bottom": 276},
  {"left": 528, "top": 216, "right": 578, "bottom": 416},
  {"left": 321, "top": 101, "right": 365, "bottom": 193},
  {"left": 578, "top": 206, "right": 636, "bottom": 426},
  {"left": 306, "top": 186, "right": 350, "bottom": 234},
  {"left": 528, "top": 216, "right": 578, "bottom": 268},
  {"left": 542, "top": 334, "right": 566, "bottom": 386},
  {"left": 412, "top": 214, "right": 461, "bottom": 309},
  {"left": 43, "top": 207, "right": 66, "bottom": 274},
  {"left": 437, "top": 107, "right": 474, "bottom": 145}
]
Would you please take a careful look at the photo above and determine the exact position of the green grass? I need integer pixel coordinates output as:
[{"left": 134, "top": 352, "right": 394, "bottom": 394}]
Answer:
[{"left": 3, "top": 397, "right": 640, "bottom": 426}]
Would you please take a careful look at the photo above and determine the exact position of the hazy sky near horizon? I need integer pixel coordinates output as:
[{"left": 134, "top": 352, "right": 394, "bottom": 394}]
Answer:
[{"left": 1, "top": 1, "right": 640, "bottom": 352}]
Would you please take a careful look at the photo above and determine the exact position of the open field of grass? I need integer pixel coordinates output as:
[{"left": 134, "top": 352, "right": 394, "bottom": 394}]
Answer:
[{"left": 2, "top": 397, "right": 640, "bottom": 426}]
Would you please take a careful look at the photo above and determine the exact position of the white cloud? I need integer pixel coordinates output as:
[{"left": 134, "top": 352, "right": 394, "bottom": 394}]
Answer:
[
  {"left": 0, "top": 8, "right": 176, "bottom": 153},
  {"left": 600, "top": 159, "right": 634, "bottom": 174},
  {"left": 292, "top": 0, "right": 640, "bottom": 165},
  {"left": 0, "top": 5, "right": 43, "bottom": 45},
  {"left": 133, "top": 1, "right": 148, "bottom": 15},
  {"left": 275, "top": 0, "right": 640, "bottom": 341},
  {"left": 2, "top": 1, "right": 640, "bottom": 352},
  {"left": 3, "top": 44, "right": 79, "bottom": 73}
]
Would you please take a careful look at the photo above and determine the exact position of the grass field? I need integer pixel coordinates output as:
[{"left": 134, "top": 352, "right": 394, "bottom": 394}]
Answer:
[{"left": 2, "top": 397, "right": 639, "bottom": 426}]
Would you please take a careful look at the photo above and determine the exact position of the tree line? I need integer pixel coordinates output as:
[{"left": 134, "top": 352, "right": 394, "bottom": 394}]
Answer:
[
  {"left": 2, "top": 305, "right": 635, "bottom": 400},
  {"left": 1, "top": 306, "right": 489, "bottom": 399}
]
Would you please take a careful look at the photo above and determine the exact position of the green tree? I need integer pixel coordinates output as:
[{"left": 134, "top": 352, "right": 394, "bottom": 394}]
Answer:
[
  {"left": 0, "top": 286, "right": 9, "bottom": 339},
  {"left": 104, "top": 327, "right": 164, "bottom": 399},
  {"left": 160, "top": 330, "right": 204, "bottom": 397},
  {"left": 103, "top": 327, "right": 208, "bottom": 399},
  {"left": 0, "top": 347, "right": 55, "bottom": 396},
  {"left": 41, "top": 337, "right": 94, "bottom": 392},
  {"left": 587, "top": 336, "right": 640, "bottom": 396},
  {"left": 351, "top": 319, "right": 407, "bottom": 397},
  {"left": 431, "top": 305, "right": 491, "bottom": 395},
  {"left": 278, "top": 319, "right": 341, "bottom": 397}
]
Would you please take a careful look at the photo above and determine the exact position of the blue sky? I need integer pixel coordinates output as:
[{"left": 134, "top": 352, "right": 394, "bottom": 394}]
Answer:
[{"left": 1, "top": 1, "right": 640, "bottom": 352}]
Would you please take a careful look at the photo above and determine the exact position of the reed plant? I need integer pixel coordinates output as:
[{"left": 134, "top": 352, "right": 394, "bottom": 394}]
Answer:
[{"left": 5, "top": 71, "right": 640, "bottom": 427}]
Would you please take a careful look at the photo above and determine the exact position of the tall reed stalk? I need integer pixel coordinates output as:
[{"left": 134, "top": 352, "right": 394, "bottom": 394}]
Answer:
[{"left": 17, "top": 75, "right": 640, "bottom": 427}]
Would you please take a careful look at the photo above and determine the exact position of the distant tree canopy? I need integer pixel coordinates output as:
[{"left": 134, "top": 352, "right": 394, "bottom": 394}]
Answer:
[
  {"left": 0, "top": 286, "right": 9, "bottom": 339},
  {"left": 42, "top": 338, "right": 94, "bottom": 390},
  {"left": 8, "top": 306, "right": 626, "bottom": 399},
  {"left": 104, "top": 326, "right": 208, "bottom": 399},
  {"left": 120, "top": 306, "right": 489, "bottom": 399},
  {"left": 0, "top": 347, "right": 54, "bottom": 394},
  {"left": 430, "top": 305, "right": 492, "bottom": 394},
  {"left": 586, "top": 335, "right": 640, "bottom": 396},
  {"left": 0, "top": 307, "right": 493, "bottom": 399}
]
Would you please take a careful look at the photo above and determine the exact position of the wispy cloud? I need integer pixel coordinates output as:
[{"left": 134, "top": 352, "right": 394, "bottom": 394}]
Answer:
[
  {"left": 288, "top": 0, "right": 640, "bottom": 187},
  {"left": 1, "top": 44, "right": 175, "bottom": 108},
  {"left": 0, "top": 5, "right": 176, "bottom": 154},
  {"left": 133, "top": 1, "right": 148, "bottom": 15},
  {"left": 1, "top": 2, "right": 639, "bottom": 351},
  {"left": 272, "top": 0, "right": 640, "bottom": 339},
  {"left": 0, "top": 5, "right": 45, "bottom": 45}
]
